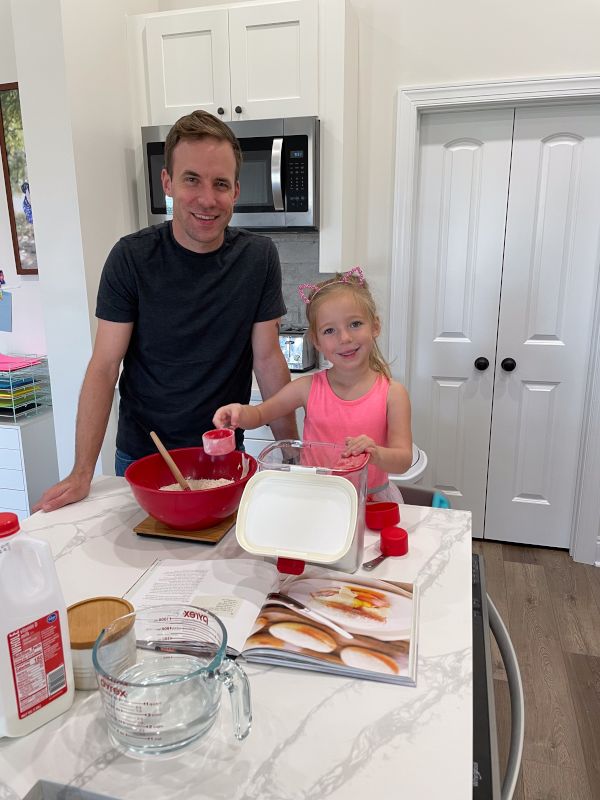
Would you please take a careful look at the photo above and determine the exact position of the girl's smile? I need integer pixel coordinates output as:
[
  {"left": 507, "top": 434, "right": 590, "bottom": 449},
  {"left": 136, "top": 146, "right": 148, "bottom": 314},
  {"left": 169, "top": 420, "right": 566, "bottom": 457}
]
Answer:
[{"left": 337, "top": 346, "right": 360, "bottom": 358}]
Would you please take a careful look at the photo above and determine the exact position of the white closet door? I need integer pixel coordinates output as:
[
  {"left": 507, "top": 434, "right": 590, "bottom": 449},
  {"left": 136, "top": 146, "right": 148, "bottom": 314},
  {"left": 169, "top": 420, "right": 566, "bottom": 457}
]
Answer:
[
  {"left": 485, "top": 105, "right": 600, "bottom": 547},
  {"left": 409, "top": 109, "right": 514, "bottom": 534}
]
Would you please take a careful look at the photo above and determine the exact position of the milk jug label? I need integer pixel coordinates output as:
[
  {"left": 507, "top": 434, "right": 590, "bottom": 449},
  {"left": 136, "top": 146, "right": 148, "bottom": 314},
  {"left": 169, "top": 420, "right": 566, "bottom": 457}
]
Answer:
[{"left": 7, "top": 611, "right": 68, "bottom": 719}]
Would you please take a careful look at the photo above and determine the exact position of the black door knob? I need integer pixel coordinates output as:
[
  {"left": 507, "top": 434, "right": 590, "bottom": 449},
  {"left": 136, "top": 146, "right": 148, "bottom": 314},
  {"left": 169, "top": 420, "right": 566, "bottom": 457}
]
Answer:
[
  {"left": 474, "top": 357, "right": 489, "bottom": 371},
  {"left": 217, "top": 107, "right": 225, "bottom": 115},
  {"left": 235, "top": 105, "right": 242, "bottom": 114},
  {"left": 501, "top": 357, "right": 517, "bottom": 372}
]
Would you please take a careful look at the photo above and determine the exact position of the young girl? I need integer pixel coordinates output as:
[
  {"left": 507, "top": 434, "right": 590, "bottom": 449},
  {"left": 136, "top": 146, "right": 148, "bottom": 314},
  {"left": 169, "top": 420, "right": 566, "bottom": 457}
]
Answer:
[{"left": 212, "top": 267, "right": 412, "bottom": 501}]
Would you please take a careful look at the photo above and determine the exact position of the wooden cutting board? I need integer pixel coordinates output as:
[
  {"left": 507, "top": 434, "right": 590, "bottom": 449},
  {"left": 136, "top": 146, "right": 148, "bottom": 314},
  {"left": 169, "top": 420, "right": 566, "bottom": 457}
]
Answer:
[{"left": 134, "top": 512, "right": 236, "bottom": 544}]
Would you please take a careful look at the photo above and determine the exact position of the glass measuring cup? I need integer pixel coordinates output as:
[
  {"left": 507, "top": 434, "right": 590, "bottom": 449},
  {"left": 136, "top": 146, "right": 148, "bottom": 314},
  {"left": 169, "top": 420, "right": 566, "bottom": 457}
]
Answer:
[{"left": 92, "top": 604, "right": 252, "bottom": 759}]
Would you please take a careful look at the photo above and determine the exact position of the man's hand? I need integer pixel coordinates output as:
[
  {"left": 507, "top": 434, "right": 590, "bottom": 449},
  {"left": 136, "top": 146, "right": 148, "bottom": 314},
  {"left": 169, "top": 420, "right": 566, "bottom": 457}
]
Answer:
[
  {"left": 32, "top": 319, "right": 132, "bottom": 515},
  {"left": 32, "top": 472, "right": 92, "bottom": 513}
]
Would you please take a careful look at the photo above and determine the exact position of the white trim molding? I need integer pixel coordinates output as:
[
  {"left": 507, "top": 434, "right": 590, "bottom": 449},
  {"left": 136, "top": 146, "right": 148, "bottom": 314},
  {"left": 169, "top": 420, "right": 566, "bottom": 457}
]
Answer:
[{"left": 389, "top": 75, "right": 600, "bottom": 565}]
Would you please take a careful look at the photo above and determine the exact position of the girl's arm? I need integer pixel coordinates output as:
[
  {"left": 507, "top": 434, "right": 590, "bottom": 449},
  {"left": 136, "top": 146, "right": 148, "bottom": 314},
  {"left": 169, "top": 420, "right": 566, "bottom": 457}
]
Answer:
[
  {"left": 343, "top": 381, "right": 413, "bottom": 474},
  {"left": 213, "top": 376, "right": 312, "bottom": 431}
]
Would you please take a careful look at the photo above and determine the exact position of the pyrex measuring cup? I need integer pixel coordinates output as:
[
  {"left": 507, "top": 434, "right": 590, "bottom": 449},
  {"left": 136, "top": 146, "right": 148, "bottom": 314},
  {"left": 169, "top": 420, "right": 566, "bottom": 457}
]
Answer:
[{"left": 92, "top": 604, "right": 252, "bottom": 758}]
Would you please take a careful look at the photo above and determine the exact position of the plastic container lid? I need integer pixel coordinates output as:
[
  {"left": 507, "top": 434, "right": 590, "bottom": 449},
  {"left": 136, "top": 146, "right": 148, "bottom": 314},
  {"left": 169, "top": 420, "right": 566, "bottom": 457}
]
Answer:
[
  {"left": 0, "top": 512, "right": 19, "bottom": 538},
  {"left": 236, "top": 469, "right": 358, "bottom": 564},
  {"left": 67, "top": 596, "right": 135, "bottom": 649}
]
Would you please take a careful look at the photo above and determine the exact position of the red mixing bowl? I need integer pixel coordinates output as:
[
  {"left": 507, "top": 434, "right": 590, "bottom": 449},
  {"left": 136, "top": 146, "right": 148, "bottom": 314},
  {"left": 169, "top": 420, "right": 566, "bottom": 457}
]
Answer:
[{"left": 125, "top": 447, "right": 257, "bottom": 530}]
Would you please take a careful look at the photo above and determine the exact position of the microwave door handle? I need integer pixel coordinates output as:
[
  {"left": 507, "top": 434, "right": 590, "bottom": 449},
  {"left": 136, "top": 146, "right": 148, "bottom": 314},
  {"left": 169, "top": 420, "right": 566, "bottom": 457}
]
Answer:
[{"left": 271, "top": 137, "right": 284, "bottom": 211}]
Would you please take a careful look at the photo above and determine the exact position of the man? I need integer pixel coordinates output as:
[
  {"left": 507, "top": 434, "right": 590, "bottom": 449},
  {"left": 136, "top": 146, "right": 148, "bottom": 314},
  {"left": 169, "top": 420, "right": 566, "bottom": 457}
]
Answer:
[{"left": 35, "top": 110, "right": 297, "bottom": 512}]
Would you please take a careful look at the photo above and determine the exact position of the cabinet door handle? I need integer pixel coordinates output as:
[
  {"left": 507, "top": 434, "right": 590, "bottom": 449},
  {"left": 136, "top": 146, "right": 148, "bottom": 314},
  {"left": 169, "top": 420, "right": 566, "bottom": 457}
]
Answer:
[
  {"left": 271, "top": 137, "right": 284, "bottom": 211},
  {"left": 501, "top": 357, "right": 517, "bottom": 372},
  {"left": 217, "top": 107, "right": 225, "bottom": 115},
  {"left": 235, "top": 105, "right": 242, "bottom": 114},
  {"left": 474, "top": 357, "right": 489, "bottom": 371}
]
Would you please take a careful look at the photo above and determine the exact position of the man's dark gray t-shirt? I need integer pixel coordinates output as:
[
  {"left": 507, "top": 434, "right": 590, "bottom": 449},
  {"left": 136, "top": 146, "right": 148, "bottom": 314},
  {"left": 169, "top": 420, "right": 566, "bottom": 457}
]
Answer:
[{"left": 96, "top": 223, "right": 285, "bottom": 459}]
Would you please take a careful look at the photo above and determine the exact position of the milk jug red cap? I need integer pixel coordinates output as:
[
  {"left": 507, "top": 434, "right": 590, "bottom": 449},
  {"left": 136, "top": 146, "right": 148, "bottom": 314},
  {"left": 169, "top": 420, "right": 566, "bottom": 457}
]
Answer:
[{"left": 0, "top": 512, "right": 19, "bottom": 538}]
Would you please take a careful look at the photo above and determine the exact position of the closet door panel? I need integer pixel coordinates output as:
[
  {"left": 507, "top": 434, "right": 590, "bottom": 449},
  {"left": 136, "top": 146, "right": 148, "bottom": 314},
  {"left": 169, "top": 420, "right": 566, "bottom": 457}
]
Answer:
[
  {"left": 486, "top": 104, "right": 600, "bottom": 546},
  {"left": 408, "top": 109, "right": 514, "bottom": 534}
]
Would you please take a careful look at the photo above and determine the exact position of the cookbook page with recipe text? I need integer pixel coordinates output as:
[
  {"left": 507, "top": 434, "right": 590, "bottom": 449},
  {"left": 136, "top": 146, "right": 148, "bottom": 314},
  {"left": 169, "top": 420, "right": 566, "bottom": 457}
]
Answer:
[{"left": 124, "top": 558, "right": 280, "bottom": 654}]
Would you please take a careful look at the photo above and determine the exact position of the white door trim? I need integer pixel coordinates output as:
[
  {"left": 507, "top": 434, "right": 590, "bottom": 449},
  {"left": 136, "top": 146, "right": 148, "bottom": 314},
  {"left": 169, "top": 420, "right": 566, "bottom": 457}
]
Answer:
[{"left": 389, "top": 75, "right": 600, "bottom": 564}]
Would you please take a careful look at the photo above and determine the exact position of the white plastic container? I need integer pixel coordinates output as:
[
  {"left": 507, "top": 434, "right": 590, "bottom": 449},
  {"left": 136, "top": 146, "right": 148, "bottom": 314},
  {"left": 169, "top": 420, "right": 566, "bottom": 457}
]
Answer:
[
  {"left": 236, "top": 440, "right": 369, "bottom": 574},
  {"left": 0, "top": 513, "right": 74, "bottom": 737}
]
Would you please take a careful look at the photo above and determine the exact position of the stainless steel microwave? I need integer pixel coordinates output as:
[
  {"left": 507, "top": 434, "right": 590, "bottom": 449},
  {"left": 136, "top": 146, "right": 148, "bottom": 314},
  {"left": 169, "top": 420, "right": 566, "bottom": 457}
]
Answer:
[{"left": 141, "top": 116, "right": 319, "bottom": 230}]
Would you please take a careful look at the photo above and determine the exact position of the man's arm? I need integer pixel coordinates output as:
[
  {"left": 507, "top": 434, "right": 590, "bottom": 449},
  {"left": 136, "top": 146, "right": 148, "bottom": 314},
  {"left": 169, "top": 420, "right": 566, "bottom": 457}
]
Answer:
[
  {"left": 33, "top": 319, "right": 133, "bottom": 512},
  {"left": 251, "top": 318, "right": 299, "bottom": 441}
]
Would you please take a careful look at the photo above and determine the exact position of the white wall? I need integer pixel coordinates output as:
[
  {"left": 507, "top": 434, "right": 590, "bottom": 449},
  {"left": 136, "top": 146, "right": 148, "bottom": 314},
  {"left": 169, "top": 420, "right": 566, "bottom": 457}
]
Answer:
[
  {"left": 0, "top": 1, "right": 45, "bottom": 354},
  {"left": 10, "top": 0, "right": 145, "bottom": 477},
  {"left": 349, "top": 0, "right": 600, "bottom": 350}
]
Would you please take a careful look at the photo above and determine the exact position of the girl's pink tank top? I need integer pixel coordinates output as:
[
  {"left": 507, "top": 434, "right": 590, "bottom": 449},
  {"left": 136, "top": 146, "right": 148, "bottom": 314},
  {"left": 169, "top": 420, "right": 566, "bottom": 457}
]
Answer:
[{"left": 303, "top": 371, "right": 389, "bottom": 492}]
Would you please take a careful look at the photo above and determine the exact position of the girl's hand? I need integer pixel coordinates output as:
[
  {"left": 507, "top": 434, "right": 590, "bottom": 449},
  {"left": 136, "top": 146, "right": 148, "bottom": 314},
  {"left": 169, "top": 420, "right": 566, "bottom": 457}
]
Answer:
[
  {"left": 213, "top": 403, "right": 244, "bottom": 430},
  {"left": 343, "top": 435, "right": 380, "bottom": 465}
]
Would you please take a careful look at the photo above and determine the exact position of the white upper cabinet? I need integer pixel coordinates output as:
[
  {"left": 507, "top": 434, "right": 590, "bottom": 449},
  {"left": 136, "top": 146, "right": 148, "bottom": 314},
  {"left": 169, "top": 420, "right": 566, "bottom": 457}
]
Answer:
[
  {"left": 143, "top": 0, "right": 318, "bottom": 125},
  {"left": 145, "top": 10, "right": 230, "bottom": 122},
  {"left": 228, "top": 2, "right": 318, "bottom": 120}
]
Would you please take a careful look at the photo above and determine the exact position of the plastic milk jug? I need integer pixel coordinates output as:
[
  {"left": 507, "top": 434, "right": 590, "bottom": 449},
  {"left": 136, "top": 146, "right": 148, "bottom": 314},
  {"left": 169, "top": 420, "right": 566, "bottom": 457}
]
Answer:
[{"left": 0, "top": 513, "right": 74, "bottom": 737}]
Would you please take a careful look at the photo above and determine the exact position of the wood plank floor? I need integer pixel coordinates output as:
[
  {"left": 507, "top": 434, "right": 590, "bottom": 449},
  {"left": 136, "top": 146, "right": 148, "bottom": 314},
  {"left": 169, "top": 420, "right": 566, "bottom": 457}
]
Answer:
[{"left": 472, "top": 539, "right": 600, "bottom": 800}]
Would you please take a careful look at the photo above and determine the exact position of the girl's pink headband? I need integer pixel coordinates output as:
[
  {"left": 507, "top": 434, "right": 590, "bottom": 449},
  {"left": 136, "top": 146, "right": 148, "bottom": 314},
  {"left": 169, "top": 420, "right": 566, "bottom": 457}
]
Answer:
[{"left": 298, "top": 266, "right": 365, "bottom": 305}]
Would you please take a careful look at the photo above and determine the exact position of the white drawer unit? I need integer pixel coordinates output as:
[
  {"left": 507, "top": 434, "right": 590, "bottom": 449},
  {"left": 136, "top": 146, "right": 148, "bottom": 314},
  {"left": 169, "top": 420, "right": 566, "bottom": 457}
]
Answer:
[
  {"left": 0, "top": 448, "right": 24, "bottom": 471},
  {"left": 0, "top": 410, "right": 59, "bottom": 519},
  {"left": 0, "top": 427, "right": 20, "bottom": 450},
  {"left": 0, "top": 468, "right": 25, "bottom": 491}
]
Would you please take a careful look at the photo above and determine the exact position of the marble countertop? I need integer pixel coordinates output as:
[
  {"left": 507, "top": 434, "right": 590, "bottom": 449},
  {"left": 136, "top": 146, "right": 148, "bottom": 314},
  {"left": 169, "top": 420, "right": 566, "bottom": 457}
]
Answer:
[{"left": 0, "top": 477, "right": 473, "bottom": 800}]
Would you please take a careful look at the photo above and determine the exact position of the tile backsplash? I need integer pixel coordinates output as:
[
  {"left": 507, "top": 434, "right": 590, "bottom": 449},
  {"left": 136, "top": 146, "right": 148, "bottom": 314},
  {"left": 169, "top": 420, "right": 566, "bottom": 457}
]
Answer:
[{"left": 268, "top": 232, "right": 334, "bottom": 327}]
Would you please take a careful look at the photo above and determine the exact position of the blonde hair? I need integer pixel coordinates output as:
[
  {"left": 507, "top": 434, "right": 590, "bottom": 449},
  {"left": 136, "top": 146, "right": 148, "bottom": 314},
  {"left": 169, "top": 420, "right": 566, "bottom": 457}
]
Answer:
[{"left": 305, "top": 272, "right": 391, "bottom": 380}]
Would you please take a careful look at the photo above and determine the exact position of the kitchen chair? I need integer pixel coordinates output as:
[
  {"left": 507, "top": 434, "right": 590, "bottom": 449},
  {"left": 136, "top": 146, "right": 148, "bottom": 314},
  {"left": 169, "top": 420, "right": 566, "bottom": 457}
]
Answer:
[
  {"left": 486, "top": 594, "right": 524, "bottom": 800},
  {"left": 394, "top": 483, "right": 451, "bottom": 508},
  {"left": 389, "top": 443, "right": 428, "bottom": 485}
]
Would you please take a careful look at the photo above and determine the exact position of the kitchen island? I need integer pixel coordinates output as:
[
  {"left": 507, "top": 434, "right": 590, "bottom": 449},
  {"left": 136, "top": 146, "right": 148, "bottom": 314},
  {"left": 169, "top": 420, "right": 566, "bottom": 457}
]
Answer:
[{"left": 0, "top": 476, "right": 472, "bottom": 799}]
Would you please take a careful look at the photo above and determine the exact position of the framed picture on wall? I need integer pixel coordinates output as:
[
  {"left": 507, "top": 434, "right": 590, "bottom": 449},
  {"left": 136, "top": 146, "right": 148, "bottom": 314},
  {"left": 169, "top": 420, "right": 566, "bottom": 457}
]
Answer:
[{"left": 0, "top": 83, "right": 38, "bottom": 276}]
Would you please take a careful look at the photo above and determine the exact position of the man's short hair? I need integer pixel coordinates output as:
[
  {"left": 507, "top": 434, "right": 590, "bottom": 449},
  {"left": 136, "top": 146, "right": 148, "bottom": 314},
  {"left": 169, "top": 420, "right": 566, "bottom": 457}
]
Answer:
[{"left": 164, "top": 110, "right": 242, "bottom": 181}]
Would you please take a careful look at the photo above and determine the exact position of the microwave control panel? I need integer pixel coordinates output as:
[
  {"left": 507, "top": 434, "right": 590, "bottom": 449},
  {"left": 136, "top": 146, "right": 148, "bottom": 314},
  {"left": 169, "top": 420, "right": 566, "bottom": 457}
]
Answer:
[{"left": 284, "top": 136, "right": 309, "bottom": 212}]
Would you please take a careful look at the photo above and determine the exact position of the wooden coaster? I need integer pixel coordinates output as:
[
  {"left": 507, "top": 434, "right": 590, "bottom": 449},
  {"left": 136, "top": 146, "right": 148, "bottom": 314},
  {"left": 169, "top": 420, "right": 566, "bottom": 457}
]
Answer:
[{"left": 134, "top": 512, "right": 236, "bottom": 544}]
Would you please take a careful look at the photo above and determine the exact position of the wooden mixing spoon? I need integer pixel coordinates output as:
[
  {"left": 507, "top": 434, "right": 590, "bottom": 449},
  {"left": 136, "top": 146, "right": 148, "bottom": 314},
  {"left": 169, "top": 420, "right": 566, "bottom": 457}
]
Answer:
[{"left": 149, "top": 431, "right": 192, "bottom": 491}]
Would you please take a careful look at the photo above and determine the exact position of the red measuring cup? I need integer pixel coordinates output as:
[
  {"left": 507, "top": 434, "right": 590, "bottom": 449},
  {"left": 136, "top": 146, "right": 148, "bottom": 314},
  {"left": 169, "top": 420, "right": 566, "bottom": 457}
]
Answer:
[
  {"left": 362, "top": 526, "right": 408, "bottom": 571},
  {"left": 365, "top": 502, "right": 400, "bottom": 530}
]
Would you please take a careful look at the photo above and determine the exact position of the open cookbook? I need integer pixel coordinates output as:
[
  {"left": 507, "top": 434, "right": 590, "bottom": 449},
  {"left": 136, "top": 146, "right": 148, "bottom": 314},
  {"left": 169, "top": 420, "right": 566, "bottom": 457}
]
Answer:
[{"left": 124, "top": 558, "right": 419, "bottom": 686}]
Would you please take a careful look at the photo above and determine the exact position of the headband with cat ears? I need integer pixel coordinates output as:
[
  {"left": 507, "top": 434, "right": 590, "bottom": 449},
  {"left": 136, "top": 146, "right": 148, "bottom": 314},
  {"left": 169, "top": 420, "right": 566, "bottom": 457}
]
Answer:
[{"left": 297, "top": 266, "right": 365, "bottom": 305}]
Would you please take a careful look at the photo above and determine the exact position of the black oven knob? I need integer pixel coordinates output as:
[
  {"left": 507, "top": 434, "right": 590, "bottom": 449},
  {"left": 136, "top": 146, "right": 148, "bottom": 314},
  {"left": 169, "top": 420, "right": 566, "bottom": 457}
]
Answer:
[
  {"left": 235, "top": 105, "right": 242, "bottom": 114},
  {"left": 217, "top": 107, "right": 224, "bottom": 116}
]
